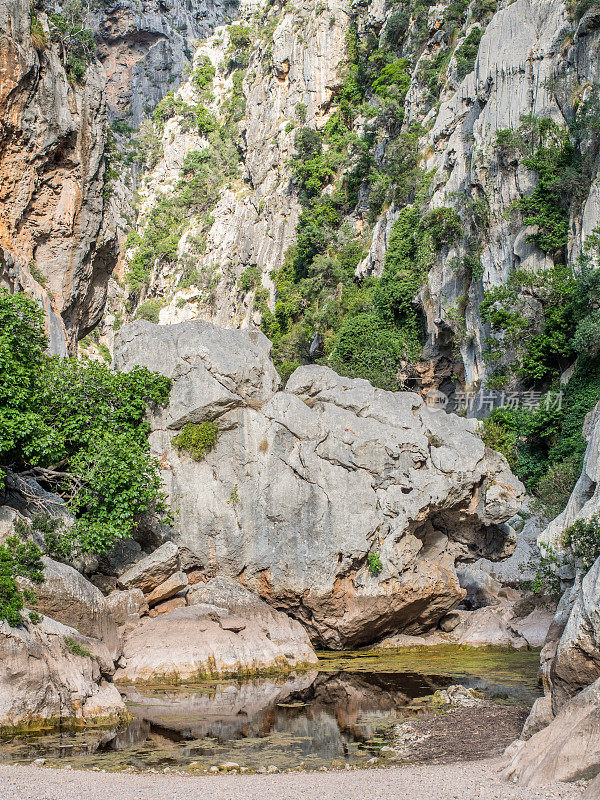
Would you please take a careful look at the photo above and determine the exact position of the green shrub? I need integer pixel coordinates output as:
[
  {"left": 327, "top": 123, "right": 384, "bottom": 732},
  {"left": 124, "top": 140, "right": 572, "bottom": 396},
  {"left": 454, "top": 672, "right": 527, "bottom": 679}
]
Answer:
[
  {"left": 239, "top": 266, "right": 261, "bottom": 291},
  {"left": 30, "top": 9, "right": 47, "bottom": 49},
  {"left": 0, "top": 527, "right": 45, "bottom": 628},
  {"left": 193, "top": 56, "right": 216, "bottom": 91},
  {"left": 48, "top": 1, "right": 96, "bottom": 81},
  {"left": 421, "top": 207, "right": 463, "bottom": 249},
  {"left": 563, "top": 514, "right": 600, "bottom": 570},
  {"left": 0, "top": 289, "right": 172, "bottom": 555},
  {"left": 520, "top": 542, "right": 563, "bottom": 601},
  {"left": 228, "top": 24, "right": 252, "bottom": 50},
  {"left": 64, "top": 636, "right": 91, "bottom": 658},
  {"left": 574, "top": 310, "right": 600, "bottom": 356},
  {"left": 135, "top": 298, "right": 165, "bottom": 324},
  {"left": 367, "top": 553, "right": 383, "bottom": 576},
  {"left": 535, "top": 455, "right": 581, "bottom": 519},
  {"left": 454, "top": 27, "right": 483, "bottom": 80},
  {"left": 481, "top": 416, "right": 518, "bottom": 470},
  {"left": 172, "top": 421, "right": 218, "bottom": 460}
]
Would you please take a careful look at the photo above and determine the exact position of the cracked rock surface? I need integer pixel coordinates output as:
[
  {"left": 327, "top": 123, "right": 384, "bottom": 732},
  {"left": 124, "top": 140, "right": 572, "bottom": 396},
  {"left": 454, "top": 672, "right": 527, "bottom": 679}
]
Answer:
[{"left": 115, "top": 319, "right": 524, "bottom": 648}]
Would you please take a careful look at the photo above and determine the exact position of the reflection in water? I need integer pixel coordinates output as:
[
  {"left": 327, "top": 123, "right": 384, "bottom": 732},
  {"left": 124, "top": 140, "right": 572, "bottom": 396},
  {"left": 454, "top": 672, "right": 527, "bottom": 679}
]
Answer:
[{"left": 0, "top": 659, "right": 535, "bottom": 771}]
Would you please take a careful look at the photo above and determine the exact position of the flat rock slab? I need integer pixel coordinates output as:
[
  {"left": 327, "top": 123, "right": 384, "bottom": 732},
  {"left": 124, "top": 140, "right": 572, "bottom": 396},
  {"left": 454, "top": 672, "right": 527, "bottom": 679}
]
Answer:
[
  {"left": 146, "top": 571, "right": 188, "bottom": 607},
  {"left": 117, "top": 542, "right": 179, "bottom": 594}
]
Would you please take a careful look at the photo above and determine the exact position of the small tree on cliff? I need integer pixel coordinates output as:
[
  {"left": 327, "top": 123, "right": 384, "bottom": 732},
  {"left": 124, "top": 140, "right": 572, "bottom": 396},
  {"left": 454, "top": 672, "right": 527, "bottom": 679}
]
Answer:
[{"left": 0, "top": 288, "right": 172, "bottom": 558}]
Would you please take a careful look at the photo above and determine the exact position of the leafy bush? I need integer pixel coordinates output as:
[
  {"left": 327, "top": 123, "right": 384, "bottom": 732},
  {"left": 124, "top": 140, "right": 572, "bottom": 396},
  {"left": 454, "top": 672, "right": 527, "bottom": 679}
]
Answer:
[
  {"left": 536, "top": 455, "right": 581, "bottom": 519},
  {"left": 367, "top": 553, "right": 383, "bottom": 576},
  {"left": 64, "top": 636, "right": 91, "bottom": 658},
  {"left": 48, "top": 1, "right": 95, "bottom": 81},
  {"left": 239, "top": 266, "right": 261, "bottom": 292},
  {"left": 30, "top": 8, "right": 48, "bottom": 49},
  {"left": 421, "top": 207, "right": 463, "bottom": 249},
  {"left": 481, "top": 416, "right": 517, "bottom": 470},
  {"left": 135, "top": 298, "right": 164, "bottom": 324},
  {"left": 193, "top": 56, "right": 216, "bottom": 91},
  {"left": 0, "top": 534, "right": 45, "bottom": 627},
  {"left": 172, "top": 421, "right": 218, "bottom": 461},
  {"left": 563, "top": 514, "right": 600, "bottom": 570},
  {"left": 574, "top": 310, "right": 600, "bottom": 356},
  {"left": 455, "top": 27, "right": 483, "bottom": 80},
  {"left": 0, "top": 289, "right": 172, "bottom": 555},
  {"left": 520, "top": 542, "right": 563, "bottom": 601}
]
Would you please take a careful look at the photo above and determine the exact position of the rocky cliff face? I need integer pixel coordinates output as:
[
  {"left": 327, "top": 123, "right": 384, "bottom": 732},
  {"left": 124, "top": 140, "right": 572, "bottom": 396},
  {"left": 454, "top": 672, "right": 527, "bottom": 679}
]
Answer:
[
  {"left": 98, "top": 0, "right": 600, "bottom": 403},
  {"left": 113, "top": 318, "right": 523, "bottom": 648},
  {"left": 91, "top": 0, "right": 238, "bottom": 125},
  {"left": 0, "top": 0, "right": 118, "bottom": 352},
  {"left": 503, "top": 401, "right": 600, "bottom": 786}
]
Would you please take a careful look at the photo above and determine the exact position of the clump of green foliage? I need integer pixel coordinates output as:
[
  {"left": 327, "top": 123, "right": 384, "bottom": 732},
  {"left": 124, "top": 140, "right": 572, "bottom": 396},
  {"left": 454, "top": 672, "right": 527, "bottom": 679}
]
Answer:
[
  {"left": 455, "top": 26, "right": 483, "bottom": 80},
  {"left": 367, "top": 553, "right": 383, "bottom": 576},
  {"left": 495, "top": 115, "right": 588, "bottom": 257},
  {"left": 239, "top": 266, "right": 261, "bottom": 292},
  {"left": 520, "top": 543, "right": 564, "bottom": 602},
  {"left": 521, "top": 514, "right": 600, "bottom": 601},
  {"left": 193, "top": 55, "right": 216, "bottom": 91},
  {"left": 48, "top": 0, "right": 96, "bottom": 82},
  {"left": 172, "top": 421, "right": 218, "bottom": 461},
  {"left": 135, "top": 298, "right": 165, "bottom": 324},
  {"left": 563, "top": 514, "right": 600, "bottom": 571},
  {"left": 226, "top": 24, "right": 253, "bottom": 70},
  {"left": 30, "top": 6, "right": 48, "bottom": 49},
  {"left": 64, "top": 636, "right": 91, "bottom": 658},
  {"left": 0, "top": 530, "right": 45, "bottom": 627},
  {"left": 0, "top": 289, "right": 172, "bottom": 555}
]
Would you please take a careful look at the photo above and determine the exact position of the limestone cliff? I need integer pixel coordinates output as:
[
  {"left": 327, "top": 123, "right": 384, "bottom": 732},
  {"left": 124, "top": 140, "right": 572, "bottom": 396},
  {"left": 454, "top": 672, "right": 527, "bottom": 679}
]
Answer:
[
  {"left": 113, "top": 318, "right": 524, "bottom": 648},
  {"left": 95, "top": 0, "right": 600, "bottom": 410},
  {"left": 0, "top": 0, "right": 117, "bottom": 352}
]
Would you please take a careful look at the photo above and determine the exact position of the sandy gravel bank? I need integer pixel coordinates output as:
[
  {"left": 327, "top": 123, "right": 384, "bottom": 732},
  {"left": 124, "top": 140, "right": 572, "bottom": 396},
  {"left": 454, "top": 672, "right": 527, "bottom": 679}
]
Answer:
[{"left": 0, "top": 758, "right": 587, "bottom": 800}]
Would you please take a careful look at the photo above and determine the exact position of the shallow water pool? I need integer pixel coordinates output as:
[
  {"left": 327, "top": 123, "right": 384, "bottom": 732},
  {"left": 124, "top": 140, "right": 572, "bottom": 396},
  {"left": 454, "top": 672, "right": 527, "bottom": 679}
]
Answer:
[{"left": 0, "top": 646, "right": 540, "bottom": 772}]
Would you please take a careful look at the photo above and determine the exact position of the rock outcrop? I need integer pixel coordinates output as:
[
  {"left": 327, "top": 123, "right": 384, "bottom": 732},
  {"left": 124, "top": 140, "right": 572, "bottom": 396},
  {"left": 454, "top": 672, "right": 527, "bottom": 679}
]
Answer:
[
  {"left": 503, "top": 677, "right": 600, "bottom": 786},
  {"left": 114, "top": 318, "right": 524, "bottom": 648},
  {"left": 91, "top": 0, "right": 235, "bottom": 126},
  {"left": 0, "top": 616, "right": 127, "bottom": 731},
  {"left": 21, "top": 557, "right": 122, "bottom": 661},
  {"left": 0, "top": 0, "right": 119, "bottom": 352},
  {"left": 505, "top": 405, "right": 600, "bottom": 787},
  {"left": 115, "top": 577, "right": 318, "bottom": 682}
]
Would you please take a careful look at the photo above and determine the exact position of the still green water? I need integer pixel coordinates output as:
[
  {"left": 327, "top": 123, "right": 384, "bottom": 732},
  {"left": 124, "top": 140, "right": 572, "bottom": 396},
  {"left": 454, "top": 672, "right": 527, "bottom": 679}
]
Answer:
[{"left": 0, "top": 646, "right": 540, "bottom": 772}]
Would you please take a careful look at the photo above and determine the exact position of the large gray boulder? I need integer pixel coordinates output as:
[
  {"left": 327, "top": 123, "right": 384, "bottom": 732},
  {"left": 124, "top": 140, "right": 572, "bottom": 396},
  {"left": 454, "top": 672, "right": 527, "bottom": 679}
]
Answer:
[
  {"left": 503, "top": 677, "right": 600, "bottom": 786},
  {"left": 20, "top": 557, "right": 122, "bottom": 661},
  {"left": 549, "top": 556, "right": 600, "bottom": 713},
  {"left": 115, "top": 577, "right": 318, "bottom": 683},
  {"left": 117, "top": 541, "right": 180, "bottom": 593},
  {"left": 0, "top": 617, "right": 127, "bottom": 731},
  {"left": 114, "top": 320, "right": 524, "bottom": 648}
]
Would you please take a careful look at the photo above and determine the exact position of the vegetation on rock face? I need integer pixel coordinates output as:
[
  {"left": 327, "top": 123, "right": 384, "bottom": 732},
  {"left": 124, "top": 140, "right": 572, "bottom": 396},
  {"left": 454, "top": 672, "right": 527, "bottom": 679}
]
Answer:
[
  {"left": 0, "top": 289, "right": 172, "bottom": 556},
  {"left": 172, "top": 422, "right": 219, "bottom": 461},
  {"left": 259, "top": 16, "right": 465, "bottom": 388},
  {"left": 126, "top": 134, "right": 239, "bottom": 294},
  {"left": 564, "top": 514, "right": 600, "bottom": 571},
  {"left": 46, "top": 0, "right": 96, "bottom": 82},
  {"left": 479, "top": 107, "right": 600, "bottom": 511},
  {"left": 521, "top": 514, "right": 600, "bottom": 600},
  {"left": 0, "top": 531, "right": 45, "bottom": 628}
]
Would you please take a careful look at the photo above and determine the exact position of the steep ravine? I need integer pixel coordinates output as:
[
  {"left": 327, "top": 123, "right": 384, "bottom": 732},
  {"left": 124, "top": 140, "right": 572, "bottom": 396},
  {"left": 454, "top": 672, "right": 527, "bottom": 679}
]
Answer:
[{"left": 2, "top": 0, "right": 600, "bottom": 792}]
